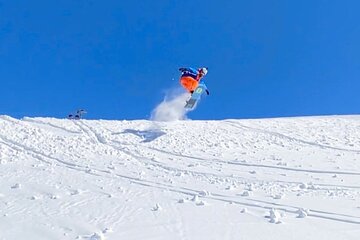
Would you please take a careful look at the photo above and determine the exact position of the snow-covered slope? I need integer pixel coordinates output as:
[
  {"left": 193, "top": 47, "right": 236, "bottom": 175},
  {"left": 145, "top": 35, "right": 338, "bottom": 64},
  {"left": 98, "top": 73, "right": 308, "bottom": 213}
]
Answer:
[{"left": 0, "top": 115, "right": 360, "bottom": 240}]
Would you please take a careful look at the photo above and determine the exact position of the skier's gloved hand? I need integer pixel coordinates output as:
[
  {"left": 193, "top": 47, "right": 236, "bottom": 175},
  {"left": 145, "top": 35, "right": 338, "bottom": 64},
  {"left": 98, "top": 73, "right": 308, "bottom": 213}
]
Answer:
[{"left": 206, "top": 90, "right": 210, "bottom": 95}]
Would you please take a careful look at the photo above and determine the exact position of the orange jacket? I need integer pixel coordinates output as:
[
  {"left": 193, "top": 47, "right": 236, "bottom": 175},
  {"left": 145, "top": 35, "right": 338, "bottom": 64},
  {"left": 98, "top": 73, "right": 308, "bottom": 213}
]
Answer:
[{"left": 179, "top": 67, "right": 209, "bottom": 94}]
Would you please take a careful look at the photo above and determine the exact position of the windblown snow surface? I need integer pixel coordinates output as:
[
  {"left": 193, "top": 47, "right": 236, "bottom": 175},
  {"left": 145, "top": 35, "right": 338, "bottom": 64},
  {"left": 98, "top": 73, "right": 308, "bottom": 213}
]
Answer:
[{"left": 1, "top": 115, "right": 360, "bottom": 239}]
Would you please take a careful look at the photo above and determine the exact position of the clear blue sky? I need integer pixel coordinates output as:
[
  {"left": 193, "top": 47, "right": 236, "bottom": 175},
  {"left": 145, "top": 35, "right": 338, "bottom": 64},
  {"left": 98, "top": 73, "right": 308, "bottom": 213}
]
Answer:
[{"left": 1, "top": 0, "right": 359, "bottom": 120}]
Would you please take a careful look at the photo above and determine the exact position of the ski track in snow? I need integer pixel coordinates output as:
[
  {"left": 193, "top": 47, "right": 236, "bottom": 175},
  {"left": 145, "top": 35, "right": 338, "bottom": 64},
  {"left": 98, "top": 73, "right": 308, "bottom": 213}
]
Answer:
[
  {"left": 0, "top": 115, "right": 360, "bottom": 239},
  {"left": 225, "top": 120, "right": 360, "bottom": 153}
]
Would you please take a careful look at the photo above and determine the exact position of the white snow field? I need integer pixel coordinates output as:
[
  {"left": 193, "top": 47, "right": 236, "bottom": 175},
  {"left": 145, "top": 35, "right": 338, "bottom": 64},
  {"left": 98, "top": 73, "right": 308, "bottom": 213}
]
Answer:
[{"left": 0, "top": 115, "right": 360, "bottom": 240}]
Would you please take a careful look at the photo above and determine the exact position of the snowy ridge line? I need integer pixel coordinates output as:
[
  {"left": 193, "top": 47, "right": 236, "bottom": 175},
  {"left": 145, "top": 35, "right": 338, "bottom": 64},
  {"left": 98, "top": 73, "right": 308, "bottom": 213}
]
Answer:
[
  {"left": 225, "top": 121, "right": 360, "bottom": 153},
  {"left": 0, "top": 132, "right": 111, "bottom": 176},
  {"left": 0, "top": 115, "right": 19, "bottom": 123},
  {"left": 21, "top": 117, "right": 82, "bottom": 134}
]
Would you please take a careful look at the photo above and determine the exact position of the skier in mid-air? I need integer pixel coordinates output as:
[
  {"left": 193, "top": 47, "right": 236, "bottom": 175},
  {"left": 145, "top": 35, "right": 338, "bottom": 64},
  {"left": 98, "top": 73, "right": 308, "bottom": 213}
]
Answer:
[{"left": 179, "top": 67, "right": 210, "bottom": 95}]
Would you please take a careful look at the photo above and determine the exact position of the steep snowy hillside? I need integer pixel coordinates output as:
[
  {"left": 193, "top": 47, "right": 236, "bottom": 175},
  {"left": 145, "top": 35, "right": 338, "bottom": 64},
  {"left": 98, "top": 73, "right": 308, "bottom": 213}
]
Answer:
[{"left": 0, "top": 115, "right": 360, "bottom": 240}]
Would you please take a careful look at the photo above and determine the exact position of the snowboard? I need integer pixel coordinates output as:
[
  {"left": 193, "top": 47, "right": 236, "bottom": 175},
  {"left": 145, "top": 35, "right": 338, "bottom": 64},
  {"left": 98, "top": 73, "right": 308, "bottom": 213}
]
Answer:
[{"left": 185, "top": 83, "right": 206, "bottom": 109}]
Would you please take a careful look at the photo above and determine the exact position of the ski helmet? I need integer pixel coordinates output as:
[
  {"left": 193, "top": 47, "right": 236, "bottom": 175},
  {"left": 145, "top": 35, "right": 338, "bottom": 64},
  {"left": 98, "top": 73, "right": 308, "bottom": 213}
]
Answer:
[{"left": 200, "top": 67, "right": 208, "bottom": 75}]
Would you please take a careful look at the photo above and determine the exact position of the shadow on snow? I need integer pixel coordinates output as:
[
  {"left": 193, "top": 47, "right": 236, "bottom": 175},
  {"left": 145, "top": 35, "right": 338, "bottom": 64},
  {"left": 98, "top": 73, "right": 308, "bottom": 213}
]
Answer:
[{"left": 118, "top": 129, "right": 166, "bottom": 143}]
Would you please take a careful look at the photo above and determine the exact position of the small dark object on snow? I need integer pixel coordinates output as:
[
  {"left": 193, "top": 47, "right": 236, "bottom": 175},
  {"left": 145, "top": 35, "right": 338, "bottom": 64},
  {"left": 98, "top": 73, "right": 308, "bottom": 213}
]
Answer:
[{"left": 68, "top": 109, "right": 87, "bottom": 120}]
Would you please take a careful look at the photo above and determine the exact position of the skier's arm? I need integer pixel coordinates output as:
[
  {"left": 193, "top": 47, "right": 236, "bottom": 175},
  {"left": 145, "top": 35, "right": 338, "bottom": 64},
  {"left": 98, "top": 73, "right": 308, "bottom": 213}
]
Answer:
[{"left": 179, "top": 67, "right": 198, "bottom": 75}]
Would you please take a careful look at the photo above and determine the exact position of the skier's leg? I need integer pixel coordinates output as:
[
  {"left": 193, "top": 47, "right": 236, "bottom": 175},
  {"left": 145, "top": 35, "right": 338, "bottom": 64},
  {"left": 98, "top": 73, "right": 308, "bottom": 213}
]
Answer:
[{"left": 180, "top": 77, "right": 196, "bottom": 92}]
